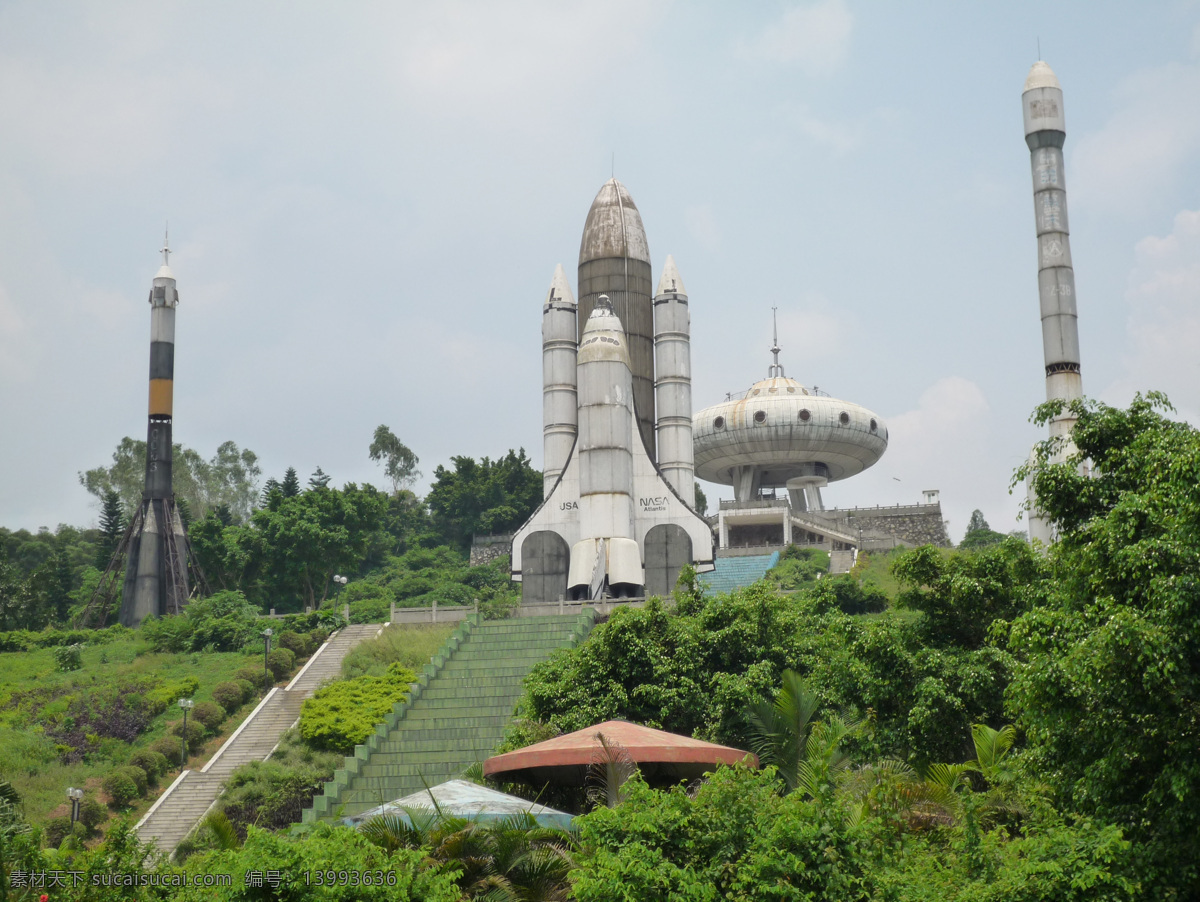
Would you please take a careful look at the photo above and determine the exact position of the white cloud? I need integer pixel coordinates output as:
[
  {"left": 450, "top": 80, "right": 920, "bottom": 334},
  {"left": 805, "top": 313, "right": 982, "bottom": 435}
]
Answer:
[
  {"left": 736, "top": 0, "right": 853, "bottom": 74},
  {"left": 775, "top": 294, "right": 849, "bottom": 363},
  {"left": 1073, "top": 61, "right": 1200, "bottom": 213},
  {"left": 1104, "top": 208, "right": 1200, "bottom": 423}
]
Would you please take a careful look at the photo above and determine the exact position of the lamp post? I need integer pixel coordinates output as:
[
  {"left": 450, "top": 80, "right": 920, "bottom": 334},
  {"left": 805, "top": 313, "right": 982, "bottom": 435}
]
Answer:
[
  {"left": 333, "top": 574, "right": 348, "bottom": 606},
  {"left": 262, "top": 628, "right": 274, "bottom": 691},
  {"left": 178, "top": 698, "right": 194, "bottom": 768},
  {"left": 67, "top": 787, "right": 83, "bottom": 826}
]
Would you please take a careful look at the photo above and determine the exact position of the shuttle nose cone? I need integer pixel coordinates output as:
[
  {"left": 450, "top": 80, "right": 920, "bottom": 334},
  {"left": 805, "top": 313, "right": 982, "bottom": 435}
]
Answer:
[
  {"left": 578, "top": 295, "right": 630, "bottom": 366},
  {"left": 579, "top": 178, "right": 650, "bottom": 266}
]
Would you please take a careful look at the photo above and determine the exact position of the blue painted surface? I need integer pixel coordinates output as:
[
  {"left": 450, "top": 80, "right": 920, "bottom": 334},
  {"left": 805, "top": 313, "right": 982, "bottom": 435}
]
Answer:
[{"left": 700, "top": 552, "right": 781, "bottom": 595}]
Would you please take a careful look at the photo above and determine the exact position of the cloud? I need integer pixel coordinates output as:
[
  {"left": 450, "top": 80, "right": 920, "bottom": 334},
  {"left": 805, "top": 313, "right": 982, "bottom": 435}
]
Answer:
[
  {"left": 1103, "top": 208, "right": 1200, "bottom": 423},
  {"left": 1073, "top": 61, "right": 1200, "bottom": 213},
  {"left": 775, "top": 294, "right": 849, "bottom": 364},
  {"left": 736, "top": 0, "right": 853, "bottom": 74}
]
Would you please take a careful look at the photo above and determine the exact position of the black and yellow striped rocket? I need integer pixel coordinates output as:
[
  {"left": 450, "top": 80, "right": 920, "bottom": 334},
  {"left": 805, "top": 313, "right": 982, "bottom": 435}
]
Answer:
[{"left": 119, "top": 236, "right": 190, "bottom": 626}]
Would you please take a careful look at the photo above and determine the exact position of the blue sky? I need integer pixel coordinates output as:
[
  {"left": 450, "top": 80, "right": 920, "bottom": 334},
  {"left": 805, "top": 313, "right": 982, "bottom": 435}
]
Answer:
[{"left": 2, "top": 1, "right": 1198, "bottom": 540}]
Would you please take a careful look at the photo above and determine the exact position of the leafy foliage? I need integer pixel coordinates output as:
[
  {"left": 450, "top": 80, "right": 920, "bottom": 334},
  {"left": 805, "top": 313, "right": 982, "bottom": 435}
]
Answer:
[
  {"left": 426, "top": 449, "right": 542, "bottom": 549},
  {"left": 300, "top": 663, "right": 417, "bottom": 753},
  {"left": 1008, "top": 393, "right": 1200, "bottom": 895},
  {"left": 369, "top": 425, "right": 421, "bottom": 494}
]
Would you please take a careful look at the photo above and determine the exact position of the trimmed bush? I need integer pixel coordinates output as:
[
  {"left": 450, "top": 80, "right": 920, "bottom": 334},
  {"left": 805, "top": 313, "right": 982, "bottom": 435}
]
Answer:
[
  {"left": 79, "top": 797, "right": 107, "bottom": 830},
  {"left": 143, "top": 677, "right": 200, "bottom": 717},
  {"left": 102, "top": 771, "right": 139, "bottom": 808},
  {"left": 300, "top": 662, "right": 417, "bottom": 753},
  {"left": 192, "top": 701, "right": 227, "bottom": 733},
  {"left": 277, "top": 630, "right": 313, "bottom": 658},
  {"left": 150, "top": 735, "right": 185, "bottom": 763},
  {"left": 235, "top": 678, "right": 257, "bottom": 701},
  {"left": 129, "top": 749, "right": 170, "bottom": 784},
  {"left": 212, "top": 681, "right": 247, "bottom": 712},
  {"left": 235, "top": 665, "right": 268, "bottom": 685},
  {"left": 266, "top": 646, "right": 296, "bottom": 681},
  {"left": 44, "top": 816, "right": 73, "bottom": 848},
  {"left": 169, "top": 719, "right": 207, "bottom": 746},
  {"left": 117, "top": 764, "right": 149, "bottom": 796}
]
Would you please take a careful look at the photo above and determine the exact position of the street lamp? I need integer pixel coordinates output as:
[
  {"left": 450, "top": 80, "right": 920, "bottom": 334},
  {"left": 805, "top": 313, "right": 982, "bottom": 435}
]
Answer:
[
  {"left": 67, "top": 787, "right": 84, "bottom": 826},
  {"left": 333, "top": 574, "right": 348, "bottom": 607},
  {"left": 177, "top": 698, "right": 194, "bottom": 768},
  {"left": 262, "top": 628, "right": 274, "bottom": 691}
]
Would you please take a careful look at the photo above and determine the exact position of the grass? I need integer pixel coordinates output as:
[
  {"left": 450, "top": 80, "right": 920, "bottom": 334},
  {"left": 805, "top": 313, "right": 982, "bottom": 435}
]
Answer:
[
  {"left": 854, "top": 548, "right": 908, "bottom": 600},
  {"left": 340, "top": 622, "right": 456, "bottom": 679},
  {"left": 0, "top": 636, "right": 268, "bottom": 827}
]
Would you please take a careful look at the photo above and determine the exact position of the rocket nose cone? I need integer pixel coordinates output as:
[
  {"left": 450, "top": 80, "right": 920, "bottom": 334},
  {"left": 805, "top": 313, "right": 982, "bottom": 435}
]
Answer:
[
  {"left": 544, "top": 263, "right": 576, "bottom": 306},
  {"left": 579, "top": 178, "right": 650, "bottom": 266},
  {"left": 656, "top": 255, "right": 686, "bottom": 296},
  {"left": 578, "top": 296, "right": 631, "bottom": 366},
  {"left": 1024, "top": 60, "right": 1061, "bottom": 92}
]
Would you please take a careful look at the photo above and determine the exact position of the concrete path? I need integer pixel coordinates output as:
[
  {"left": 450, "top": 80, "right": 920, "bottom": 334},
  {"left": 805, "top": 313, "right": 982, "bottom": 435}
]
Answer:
[{"left": 135, "top": 623, "right": 383, "bottom": 856}]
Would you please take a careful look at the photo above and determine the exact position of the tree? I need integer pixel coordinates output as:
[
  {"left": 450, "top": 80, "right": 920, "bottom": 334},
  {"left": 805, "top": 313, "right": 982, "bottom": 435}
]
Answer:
[
  {"left": 693, "top": 482, "right": 708, "bottom": 516},
  {"left": 369, "top": 425, "right": 421, "bottom": 495},
  {"left": 1008, "top": 392, "right": 1200, "bottom": 896},
  {"left": 308, "top": 467, "right": 331, "bottom": 490},
  {"left": 966, "top": 510, "right": 989, "bottom": 533},
  {"left": 280, "top": 467, "right": 301, "bottom": 497},
  {"left": 80, "top": 437, "right": 260, "bottom": 521},
  {"left": 95, "top": 488, "right": 125, "bottom": 569},
  {"left": 426, "top": 450, "right": 542, "bottom": 549}
]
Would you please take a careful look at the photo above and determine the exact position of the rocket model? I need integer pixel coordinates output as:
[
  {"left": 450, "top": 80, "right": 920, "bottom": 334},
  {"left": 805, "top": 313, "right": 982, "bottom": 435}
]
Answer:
[
  {"left": 119, "top": 237, "right": 191, "bottom": 626},
  {"left": 1022, "top": 61, "right": 1085, "bottom": 544},
  {"left": 513, "top": 181, "right": 714, "bottom": 603}
]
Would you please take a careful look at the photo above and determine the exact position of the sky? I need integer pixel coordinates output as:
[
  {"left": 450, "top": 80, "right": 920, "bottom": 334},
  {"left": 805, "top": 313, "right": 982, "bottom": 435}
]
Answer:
[{"left": 2, "top": 1, "right": 1198, "bottom": 542}]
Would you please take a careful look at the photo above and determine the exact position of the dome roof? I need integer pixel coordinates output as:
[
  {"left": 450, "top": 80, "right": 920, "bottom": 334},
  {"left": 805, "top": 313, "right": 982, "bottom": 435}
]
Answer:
[{"left": 693, "top": 376, "right": 887, "bottom": 486}]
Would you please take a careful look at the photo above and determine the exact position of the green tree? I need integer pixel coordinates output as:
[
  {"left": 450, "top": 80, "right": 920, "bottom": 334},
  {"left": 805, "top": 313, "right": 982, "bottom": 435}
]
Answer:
[
  {"left": 426, "top": 450, "right": 542, "bottom": 549},
  {"left": 1008, "top": 392, "right": 1200, "bottom": 896},
  {"left": 308, "top": 467, "right": 331, "bottom": 490},
  {"left": 693, "top": 482, "right": 708, "bottom": 516},
  {"left": 80, "top": 437, "right": 260, "bottom": 521},
  {"left": 95, "top": 488, "right": 125, "bottom": 569},
  {"left": 369, "top": 425, "right": 421, "bottom": 495},
  {"left": 280, "top": 467, "right": 301, "bottom": 497}
]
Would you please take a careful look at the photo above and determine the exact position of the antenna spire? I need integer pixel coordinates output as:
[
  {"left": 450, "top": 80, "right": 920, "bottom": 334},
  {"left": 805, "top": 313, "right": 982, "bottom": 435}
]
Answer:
[
  {"left": 160, "top": 224, "right": 171, "bottom": 266},
  {"left": 769, "top": 307, "right": 784, "bottom": 377}
]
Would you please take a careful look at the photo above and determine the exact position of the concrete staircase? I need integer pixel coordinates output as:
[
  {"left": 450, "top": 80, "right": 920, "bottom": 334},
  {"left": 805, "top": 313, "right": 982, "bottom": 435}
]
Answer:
[
  {"left": 306, "top": 612, "right": 595, "bottom": 823},
  {"left": 701, "top": 552, "right": 781, "bottom": 594},
  {"left": 135, "top": 623, "right": 383, "bottom": 856}
]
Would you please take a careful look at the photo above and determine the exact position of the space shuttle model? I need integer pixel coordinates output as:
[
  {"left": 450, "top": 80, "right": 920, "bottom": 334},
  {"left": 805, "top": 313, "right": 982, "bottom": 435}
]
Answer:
[{"left": 512, "top": 180, "right": 714, "bottom": 604}]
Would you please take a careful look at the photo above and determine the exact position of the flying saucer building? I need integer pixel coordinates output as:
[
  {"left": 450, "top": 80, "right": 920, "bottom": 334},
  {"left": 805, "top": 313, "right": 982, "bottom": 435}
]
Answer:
[{"left": 693, "top": 331, "right": 915, "bottom": 552}]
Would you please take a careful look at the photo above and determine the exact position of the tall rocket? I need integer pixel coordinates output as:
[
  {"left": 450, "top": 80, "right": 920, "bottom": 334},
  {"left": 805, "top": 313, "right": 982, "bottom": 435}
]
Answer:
[
  {"left": 1023, "top": 60, "right": 1084, "bottom": 544},
  {"left": 578, "top": 179, "right": 656, "bottom": 460},
  {"left": 653, "top": 256, "right": 695, "bottom": 503},
  {"left": 541, "top": 265, "right": 578, "bottom": 497},
  {"left": 119, "top": 237, "right": 190, "bottom": 626}
]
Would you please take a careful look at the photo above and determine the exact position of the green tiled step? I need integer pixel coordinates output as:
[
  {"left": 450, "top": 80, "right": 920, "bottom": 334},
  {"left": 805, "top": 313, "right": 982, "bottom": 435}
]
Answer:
[{"left": 305, "top": 611, "right": 596, "bottom": 824}]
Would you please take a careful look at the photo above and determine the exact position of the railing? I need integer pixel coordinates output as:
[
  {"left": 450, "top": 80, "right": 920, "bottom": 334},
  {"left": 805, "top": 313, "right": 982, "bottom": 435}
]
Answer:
[
  {"left": 719, "top": 499, "right": 790, "bottom": 510},
  {"left": 723, "top": 385, "right": 832, "bottom": 401}
]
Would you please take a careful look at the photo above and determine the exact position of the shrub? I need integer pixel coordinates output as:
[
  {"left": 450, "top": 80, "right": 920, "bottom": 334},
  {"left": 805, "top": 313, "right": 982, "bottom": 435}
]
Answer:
[
  {"left": 266, "top": 647, "right": 296, "bottom": 681},
  {"left": 44, "top": 815, "right": 73, "bottom": 848},
  {"left": 150, "top": 736, "right": 185, "bottom": 763},
  {"left": 191, "top": 701, "right": 227, "bottom": 733},
  {"left": 212, "top": 681, "right": 246, "bottom": 712},
  {"left": 235, "top": 665, "right": 268, "bottom": 685},
  {"left": 235, "top": 678, "right": 257, "bottom": 701},
  {"left": 53, "top": 643, "right": 83, "bottom": 672},
  {"left": 117, "top": 764, "right": 149, "bottom": 796},
  {"left": 102, "top": 771, "right": 139, "bottom": 808},
  {"left": 300, "top": 662, "right": 417, "bottom": 753},
  {"left": 79, "top": 797, "right": 108, "bottom": 830},
  {"left": 143, "top": 677, "right": 200, "bottom": 717},
  {"left": 130, "top": 749, "right": 170, "bottom": 784},
  {"left": 277, "top": 630, "right": 313, "bottom": 658},
  {"left": 169, "top": 719, "right": 207, "bottom": 746}
]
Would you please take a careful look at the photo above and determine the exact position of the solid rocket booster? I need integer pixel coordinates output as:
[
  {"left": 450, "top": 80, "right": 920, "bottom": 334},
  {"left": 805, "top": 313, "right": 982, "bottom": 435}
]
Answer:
[
  {"left": 1023, "top": 60, "right": 1084, "bottom": 544},
  {"left": 568, "top": 296, "right": 642, "bottom": 594},
  {"left": 120, "top": 241, "right": 188, "bottom": 626},
  {"left": 653, "top": 255, "right": 695, "bottom": 504},
  {"left": 541, "top": 264, "right": 578, "bottom": 497},
  {"left": 578, "top": 179, "right": 656, "bottom": 462}
]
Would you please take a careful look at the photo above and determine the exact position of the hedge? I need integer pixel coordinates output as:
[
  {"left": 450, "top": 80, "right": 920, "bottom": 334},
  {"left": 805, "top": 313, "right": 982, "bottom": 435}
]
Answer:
[{"left": 299, "top": 662, "right": 417, "bottom": 753}]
